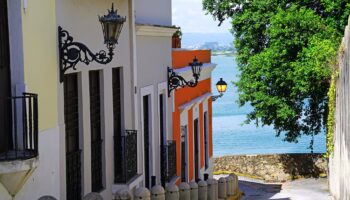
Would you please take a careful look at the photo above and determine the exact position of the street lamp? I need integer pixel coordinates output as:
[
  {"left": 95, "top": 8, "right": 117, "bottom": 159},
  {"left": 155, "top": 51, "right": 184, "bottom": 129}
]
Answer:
[
  {"left": 58, "top": 3, "right": 126, "bottom": 83},
  {"left": 212, "top": 78, "right": 227, "bottom": 101},
  {"left": 168, "top": 57, "right": 203, "bottom": 97}
]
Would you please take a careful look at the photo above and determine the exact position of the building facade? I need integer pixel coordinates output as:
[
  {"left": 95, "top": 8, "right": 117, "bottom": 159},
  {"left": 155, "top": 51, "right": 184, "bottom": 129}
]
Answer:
[
  {"left": 0, "top": 0, "right": 216, "bottom": 199},
  {"left": 171, "top": 50, "right": 215, "bottom": 183}
]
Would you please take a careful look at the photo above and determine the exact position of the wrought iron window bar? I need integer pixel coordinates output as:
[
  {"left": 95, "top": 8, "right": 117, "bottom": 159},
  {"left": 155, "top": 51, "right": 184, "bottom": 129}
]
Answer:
[
  {"left": 91, "top": 139, "right": 103, "bottom": 192},
  {"left": 66, "top": 149, "right": 82, "bottom": 200},
  {"left": 161, "top": 140, "right": 177, "bottom": 185},
  {"left": 114, "top": 130, "right": 138, "bottom": 183},
  {"left": 0, "top": 93, "right": 38, "bottom": 161}
]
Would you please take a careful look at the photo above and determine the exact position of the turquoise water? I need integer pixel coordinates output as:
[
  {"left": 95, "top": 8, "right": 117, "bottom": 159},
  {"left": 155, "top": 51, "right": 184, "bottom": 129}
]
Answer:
[{"left": 211, "top": 55, "right": 326, "bottom": 157}]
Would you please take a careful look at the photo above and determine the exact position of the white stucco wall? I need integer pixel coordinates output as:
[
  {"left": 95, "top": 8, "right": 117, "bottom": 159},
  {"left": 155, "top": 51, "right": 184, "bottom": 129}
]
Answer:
[
  {"left": 134, "top": 0, "right": 172, "bottom": 26},
  {"left": 56, "top": 0, "right": 134, "bottom": 199},
  {"left": 136, "top": 33, "right": 173, "bottom": 186},
  {"left": 329, "top": 17, "right": 350, "bottom": 200},
  {"left": 0, "top": 127, "right": 61, "bottom": 200}
]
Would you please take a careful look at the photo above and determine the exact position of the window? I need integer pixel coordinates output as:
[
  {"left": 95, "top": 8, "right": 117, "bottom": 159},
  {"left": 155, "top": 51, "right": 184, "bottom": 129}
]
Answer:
[
  {"left": 64, "top": 73, "right": 82, "bottom": 200},
  {"left": 113, "top": 68, "right": 123, "bottom": 183}
]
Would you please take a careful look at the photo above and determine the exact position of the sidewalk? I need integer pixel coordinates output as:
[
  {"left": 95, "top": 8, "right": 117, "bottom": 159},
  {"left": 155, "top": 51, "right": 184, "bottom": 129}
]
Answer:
[{"left": 215, "top": 175, "right": 333, "bottom": 200}]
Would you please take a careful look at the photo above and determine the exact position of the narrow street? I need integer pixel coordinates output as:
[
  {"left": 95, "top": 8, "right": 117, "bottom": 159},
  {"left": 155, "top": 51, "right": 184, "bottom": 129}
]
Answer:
[{"left": 215, "top": 175, "right": 332, "bottom": 200}]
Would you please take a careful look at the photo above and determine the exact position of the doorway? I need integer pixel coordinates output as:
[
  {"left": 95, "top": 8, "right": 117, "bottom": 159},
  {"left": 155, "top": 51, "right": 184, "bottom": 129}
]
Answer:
[
  {"left": 0, "top": 0, "right": 12, "bottom": 155},
  {"left": 143, "top": 95, "right": 151, "bottom": 188}
]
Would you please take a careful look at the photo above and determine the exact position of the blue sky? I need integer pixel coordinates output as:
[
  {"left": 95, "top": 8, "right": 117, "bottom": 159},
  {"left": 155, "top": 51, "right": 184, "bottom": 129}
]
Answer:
[{"left": 172, "top": 0, "right": 232, "bottom": 33}]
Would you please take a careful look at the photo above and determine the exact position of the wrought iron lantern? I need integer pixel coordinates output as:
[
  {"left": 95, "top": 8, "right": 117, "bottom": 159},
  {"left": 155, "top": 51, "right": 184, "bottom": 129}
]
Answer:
[
  {"left": 99, "top": 3, "right": 126, "bottom": 47},
  {"left": 168, "top": 57, "right": 203, "bottom": 97},
  {"left": 212, "top": 78, "right": 228, "bottom": 101},
  {"left": 58, "top": 3, "right": 126, "bottom": 83}
]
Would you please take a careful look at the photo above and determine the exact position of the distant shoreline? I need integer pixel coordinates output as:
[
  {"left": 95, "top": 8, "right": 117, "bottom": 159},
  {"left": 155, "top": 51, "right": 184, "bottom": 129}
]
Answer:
[{"left": 212, "top": 51, "right": 236, "bottom": 57}]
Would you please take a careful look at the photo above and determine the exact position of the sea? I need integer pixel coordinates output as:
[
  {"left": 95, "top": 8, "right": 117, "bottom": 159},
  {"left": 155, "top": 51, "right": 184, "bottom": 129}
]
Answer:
[{"left": 211, "top": 55, "right": 327, "bottom": 157}]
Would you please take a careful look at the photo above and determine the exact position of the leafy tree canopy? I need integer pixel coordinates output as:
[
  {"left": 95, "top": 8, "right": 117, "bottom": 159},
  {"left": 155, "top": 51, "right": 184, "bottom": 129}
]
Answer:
[{"left": 203, "top": 0, "right": 350, "bottom": 145}]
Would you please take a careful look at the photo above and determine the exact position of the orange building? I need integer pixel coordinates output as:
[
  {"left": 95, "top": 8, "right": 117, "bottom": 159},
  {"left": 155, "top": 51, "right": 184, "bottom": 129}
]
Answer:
[{"left": 170, "top": 49, "right": 216, "bottom": 182}]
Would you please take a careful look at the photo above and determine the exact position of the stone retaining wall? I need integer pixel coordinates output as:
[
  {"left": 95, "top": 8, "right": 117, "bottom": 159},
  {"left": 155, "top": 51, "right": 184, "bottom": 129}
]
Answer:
[{"left": 214, "top": 153, "right": 327, "bottom": 182}]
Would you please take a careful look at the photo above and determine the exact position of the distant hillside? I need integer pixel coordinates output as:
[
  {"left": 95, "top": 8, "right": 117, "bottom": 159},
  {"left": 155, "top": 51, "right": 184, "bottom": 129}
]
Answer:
[{"left": 182, "top": 32, "right": 234, "bottom": 48}]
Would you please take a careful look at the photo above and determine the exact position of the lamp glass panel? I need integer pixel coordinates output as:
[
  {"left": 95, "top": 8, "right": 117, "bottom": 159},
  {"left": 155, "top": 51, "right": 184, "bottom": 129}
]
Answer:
[
  {"left": 107, "top": 22, "right": 117, "bottom": 41},
  {"left": 217, "top": 84, "right": 227, "bottom": 93},
  {"left": 192, "top": 65, "right": 200, "bottom": 76},
  {"left": 114, "top": 23, "right": 124, "bottom": 42}
]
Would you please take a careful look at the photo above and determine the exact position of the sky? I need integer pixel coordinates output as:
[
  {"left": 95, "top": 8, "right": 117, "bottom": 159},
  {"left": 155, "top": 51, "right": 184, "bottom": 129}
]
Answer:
[{"left": 172, "top": 0, "right": 232, "bottom": 34}]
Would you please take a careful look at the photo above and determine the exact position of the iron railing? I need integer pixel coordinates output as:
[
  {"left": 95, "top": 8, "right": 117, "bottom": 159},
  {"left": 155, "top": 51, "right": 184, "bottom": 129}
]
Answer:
[
  {"left": 0, "top": 93, "right": 38, "bottom": 161},
  {"left": 168, "top": 140, "right": 177, "bottom": 180},
  {"left": 114, "top": 130, "right": 138, "bottom": 183},
  {"left": 161, "top": 140, "right": 177, "bottom": 185}
]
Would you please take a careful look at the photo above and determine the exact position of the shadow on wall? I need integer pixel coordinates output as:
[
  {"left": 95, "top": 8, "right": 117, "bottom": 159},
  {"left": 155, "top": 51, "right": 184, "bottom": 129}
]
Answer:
[{"left": 278, "top": 154, "right": 326, "bottom": 180}]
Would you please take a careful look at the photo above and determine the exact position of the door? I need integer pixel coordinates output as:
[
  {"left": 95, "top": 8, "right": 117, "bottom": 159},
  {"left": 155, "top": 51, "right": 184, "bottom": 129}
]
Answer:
[
  {"left": 89, "top": 71, "right": 103, "bottom": 192},
  {"left": 143, "top": 95, "right": 150, "bottom": 188},
  {"left": 0, "top": 0, "right": 12, "bottom": 154},
  {"left": 159, "top": 94, "right": 166, "bottom": 186},
  {"left": 204, "top": 112, "right": 209, "bottom": 169},
  {"left": 194, "top": 119, "right": 199, "bottom": 181},
  {"left": 64, "top": 73, "right": 82, "bottom": 200},
  {"left": 181, "top": 126, "right": 187, "bottom": 182}
]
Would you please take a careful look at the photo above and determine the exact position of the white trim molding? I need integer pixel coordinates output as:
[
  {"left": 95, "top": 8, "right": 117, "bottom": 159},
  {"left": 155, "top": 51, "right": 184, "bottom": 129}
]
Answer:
[
  {"left": 140, "top": 85, "right": 155, "bottom": 186},
  {"left": 136, "top": 24, "right": 178, "bottom": 37},
  {"left": 173, "top": 63, "right": 217, "bottom": 82},
  {"left": 178, "top": 92, "right": 212, "bottom": 112}
]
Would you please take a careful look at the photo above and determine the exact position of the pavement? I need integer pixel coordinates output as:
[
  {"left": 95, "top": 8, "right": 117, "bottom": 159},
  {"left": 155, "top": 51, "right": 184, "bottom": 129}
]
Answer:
[{"left": 214, "top": 175, "right": 333, "bottom": 200}]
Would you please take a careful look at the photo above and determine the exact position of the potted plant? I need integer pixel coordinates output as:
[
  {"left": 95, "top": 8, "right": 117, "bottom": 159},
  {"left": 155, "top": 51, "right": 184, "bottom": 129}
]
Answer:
[{"left": 172, "top": 27, "right": 182, "bottom": 48}]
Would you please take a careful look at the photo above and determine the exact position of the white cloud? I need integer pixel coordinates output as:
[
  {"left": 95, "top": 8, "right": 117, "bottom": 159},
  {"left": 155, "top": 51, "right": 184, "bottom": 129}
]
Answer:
[{"left": 172, "top": 0, "right": 231, "bottom": 33}]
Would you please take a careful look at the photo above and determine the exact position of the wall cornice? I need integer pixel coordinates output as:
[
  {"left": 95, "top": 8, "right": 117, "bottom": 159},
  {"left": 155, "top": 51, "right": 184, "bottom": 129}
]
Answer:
[{"left": 136, "top": 24, "right": 177, "bottom": 37}]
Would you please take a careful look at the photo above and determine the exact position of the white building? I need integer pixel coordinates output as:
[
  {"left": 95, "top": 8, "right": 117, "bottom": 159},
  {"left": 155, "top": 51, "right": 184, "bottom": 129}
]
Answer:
[{"left": 0, "top": 0, "right": 178, "bottom": 199}]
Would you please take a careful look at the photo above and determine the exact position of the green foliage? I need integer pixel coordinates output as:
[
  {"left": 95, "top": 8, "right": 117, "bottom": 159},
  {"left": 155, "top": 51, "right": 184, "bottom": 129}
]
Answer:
[
  {"left": 203, "top": 0, "right": 350, "bottom": 146},
  {"left": 173, "top": 27, "right": 182, "bottom": 38},
  {"left": 326, "top": 69, "right": 338, "bottom": 157}
]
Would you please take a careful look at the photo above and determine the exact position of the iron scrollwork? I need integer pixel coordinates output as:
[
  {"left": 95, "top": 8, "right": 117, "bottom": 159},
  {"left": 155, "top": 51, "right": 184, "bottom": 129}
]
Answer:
[
  {"left": 58, "top": 26, "right": 115, "bottom": 82},
  {"left": 212, "top": 93, "right": 223, "bottom": 102},
  {"left": 167, "top": 67, "right": 200, "bottom": 97}
]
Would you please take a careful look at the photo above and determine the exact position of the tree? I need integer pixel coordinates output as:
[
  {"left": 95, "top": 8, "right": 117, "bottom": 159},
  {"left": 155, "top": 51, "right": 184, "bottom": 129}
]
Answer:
[{"left": 203, "top": 0, "right": 350, "bottom": 146}]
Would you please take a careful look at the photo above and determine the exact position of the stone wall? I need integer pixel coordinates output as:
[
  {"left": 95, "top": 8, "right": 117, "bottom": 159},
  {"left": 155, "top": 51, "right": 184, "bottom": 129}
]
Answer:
[
  {"left": 214, "top": 153, "right": 327, "bottom": 182},
  {"left": 329, "top": 16, "right": 350, "bottom": 200}
]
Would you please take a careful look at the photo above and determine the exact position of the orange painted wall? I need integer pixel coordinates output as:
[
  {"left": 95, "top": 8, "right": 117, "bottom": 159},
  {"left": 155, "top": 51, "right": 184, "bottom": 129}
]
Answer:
[
  {"left": 172, "top": 110, "right": 181, "bottom": 178},
  {"left": 172, "top": 50, "right": 211, "bottom": 69},
  {"left": 172, "top": 49, "right": 213, "bottom": 182},
  {"left": 174, "top": 79, "right": 212, "bottom": 106},
  {"left": 199, "top": 103, "right": 204, "bottom": 168}
]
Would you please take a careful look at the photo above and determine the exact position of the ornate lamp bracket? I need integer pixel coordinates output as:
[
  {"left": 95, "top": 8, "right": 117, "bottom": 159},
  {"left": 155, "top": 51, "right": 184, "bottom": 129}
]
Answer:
[
  {"left": 167, "top": 67, "right": 200, "bottom": 97},
  {"left": 58, "top": 26, "right": 114, "bottom": 82},
  {"left": 212, "top": 94, "right": 223, "bottom": 102}
]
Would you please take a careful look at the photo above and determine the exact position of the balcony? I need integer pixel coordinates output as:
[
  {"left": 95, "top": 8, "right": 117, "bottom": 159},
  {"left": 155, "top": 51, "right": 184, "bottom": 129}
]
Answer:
[
  {"left": 0, "top": 93, "right": 39, "bottom": 196},
  {"left": 114, "top": 130, "right": 138, "bottom": 184},
  {"left": 161, "top": 140, "right": 177, "bottom": 184},
  {"left": 0, "top": 93, "right": 38, "bottom": 161}
]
